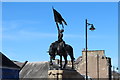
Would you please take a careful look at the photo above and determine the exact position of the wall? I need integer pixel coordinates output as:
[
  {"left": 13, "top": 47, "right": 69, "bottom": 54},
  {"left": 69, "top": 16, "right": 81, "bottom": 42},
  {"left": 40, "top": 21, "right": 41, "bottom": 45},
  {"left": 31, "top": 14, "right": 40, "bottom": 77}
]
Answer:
[{"left": 76, "top": 50, "right": 111, "bottom": 79}]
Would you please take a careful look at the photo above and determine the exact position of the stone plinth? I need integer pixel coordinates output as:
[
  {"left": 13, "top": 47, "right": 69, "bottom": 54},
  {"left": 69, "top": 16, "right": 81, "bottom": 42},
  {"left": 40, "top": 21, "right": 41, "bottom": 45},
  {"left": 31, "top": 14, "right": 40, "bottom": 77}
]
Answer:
[{"left": 48, "top": 70, "right": 85, "bottom": 80}]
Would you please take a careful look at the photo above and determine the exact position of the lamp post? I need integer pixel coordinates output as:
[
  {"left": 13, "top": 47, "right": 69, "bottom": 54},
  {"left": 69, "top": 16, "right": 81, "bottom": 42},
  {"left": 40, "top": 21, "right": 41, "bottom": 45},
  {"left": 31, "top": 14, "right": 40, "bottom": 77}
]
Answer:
[
  {"left": 116, "top": 67, "right": 119, "bottom": 80},
  {"left": 85, "top": 19, "right": 95, "bottom": 80},
  {"left": 113, "top": 66, "right": 115, "bottom": 80}
]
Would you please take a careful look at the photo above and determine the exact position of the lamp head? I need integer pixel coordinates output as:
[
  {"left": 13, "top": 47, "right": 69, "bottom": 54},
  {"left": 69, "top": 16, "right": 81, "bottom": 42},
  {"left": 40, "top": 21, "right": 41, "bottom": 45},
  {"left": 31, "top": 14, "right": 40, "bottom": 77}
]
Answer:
[
  {"left": 117, "top": 67, "right": 119, "bottom": 70},
  {"left": 89, "top": 24, "right": 95, "bottom": 31}
]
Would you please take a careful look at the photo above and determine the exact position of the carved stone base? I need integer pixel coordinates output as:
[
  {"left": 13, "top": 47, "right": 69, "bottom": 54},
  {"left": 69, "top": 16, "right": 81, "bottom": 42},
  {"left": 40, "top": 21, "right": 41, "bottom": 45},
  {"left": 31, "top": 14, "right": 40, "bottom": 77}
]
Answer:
[{"left": 48, "top": 70, "right": 85, "bottom": 80}]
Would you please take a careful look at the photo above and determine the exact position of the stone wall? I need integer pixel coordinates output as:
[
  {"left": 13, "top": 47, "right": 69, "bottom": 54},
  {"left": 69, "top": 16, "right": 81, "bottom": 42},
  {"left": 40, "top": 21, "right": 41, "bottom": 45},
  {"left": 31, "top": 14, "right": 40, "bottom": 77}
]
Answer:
[
  {"left": 76, "top": 50, "right": 111, "bottom": 79},
  {"left": 48, "top": 70, "right": 85, "bottom": 79}
]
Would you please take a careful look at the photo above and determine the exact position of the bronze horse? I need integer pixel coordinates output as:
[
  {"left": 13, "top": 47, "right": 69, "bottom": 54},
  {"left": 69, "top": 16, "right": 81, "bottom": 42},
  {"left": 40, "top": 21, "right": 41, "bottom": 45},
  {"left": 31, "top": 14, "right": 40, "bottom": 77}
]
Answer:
[{"left": 48, "top": 41, "right": 75, "bottom": 69}]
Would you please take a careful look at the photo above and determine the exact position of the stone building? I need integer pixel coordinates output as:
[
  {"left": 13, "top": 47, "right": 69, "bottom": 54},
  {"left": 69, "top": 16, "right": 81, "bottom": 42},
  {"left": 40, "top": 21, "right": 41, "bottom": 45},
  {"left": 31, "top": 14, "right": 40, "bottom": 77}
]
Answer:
[{"left": 75, "top": 50, "right": 111, "bottom": 79}]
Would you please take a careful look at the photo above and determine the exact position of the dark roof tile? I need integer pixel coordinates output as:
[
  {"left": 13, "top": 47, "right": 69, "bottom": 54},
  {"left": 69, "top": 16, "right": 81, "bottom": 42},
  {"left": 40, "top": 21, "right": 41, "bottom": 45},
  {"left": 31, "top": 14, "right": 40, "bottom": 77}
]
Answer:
[{"left": 0, "top": 52, "right": 20, "bottom": 69}]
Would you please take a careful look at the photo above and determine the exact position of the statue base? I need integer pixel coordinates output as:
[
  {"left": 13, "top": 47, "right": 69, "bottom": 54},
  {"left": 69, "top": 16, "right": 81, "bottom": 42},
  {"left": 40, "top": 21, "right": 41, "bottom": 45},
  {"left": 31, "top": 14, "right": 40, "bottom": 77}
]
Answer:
[{"left": 48, "top": 70, "right": 85, "bottom": 80}]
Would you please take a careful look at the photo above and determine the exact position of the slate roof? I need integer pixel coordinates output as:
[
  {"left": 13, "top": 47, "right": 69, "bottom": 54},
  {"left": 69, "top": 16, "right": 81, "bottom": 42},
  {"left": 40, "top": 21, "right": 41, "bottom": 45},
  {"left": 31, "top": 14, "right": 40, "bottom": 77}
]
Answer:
[
  {"left": 0, "top": 52, "right": 20, "bottom": 69},
  {"left": 13, "top": 61, "right": 25, "bottom": 68},
  {"left": 75, "top": 56, "right": 82, "bottom": 64},
  {"left": 19, "top": 61, "right": 85, "bottom": 79},
  {"left": 20, "top": 62, "right": 49, "bottom": 78}
]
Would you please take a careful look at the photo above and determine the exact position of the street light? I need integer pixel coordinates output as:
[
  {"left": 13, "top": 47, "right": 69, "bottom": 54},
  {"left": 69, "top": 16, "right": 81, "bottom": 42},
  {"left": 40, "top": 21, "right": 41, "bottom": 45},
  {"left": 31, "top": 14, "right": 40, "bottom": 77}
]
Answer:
[
  {"left": 116, "top": 67, "right": 119, "bottom": 80},
  {"left": 85, "top": 19, "right": 95, "bottom": 80}
]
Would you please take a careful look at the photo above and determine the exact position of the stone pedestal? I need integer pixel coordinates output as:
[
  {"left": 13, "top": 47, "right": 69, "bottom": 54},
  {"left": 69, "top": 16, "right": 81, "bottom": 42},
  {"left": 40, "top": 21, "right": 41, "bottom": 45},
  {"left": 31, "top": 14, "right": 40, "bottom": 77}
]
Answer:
[{"left": 48, "top": 70, "right": 85, "bottom": 80}]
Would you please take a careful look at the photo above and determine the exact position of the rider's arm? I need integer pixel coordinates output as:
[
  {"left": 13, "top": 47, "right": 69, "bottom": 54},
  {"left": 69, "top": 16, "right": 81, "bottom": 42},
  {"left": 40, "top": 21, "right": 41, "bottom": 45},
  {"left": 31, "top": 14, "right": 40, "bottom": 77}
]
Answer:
[{"left": 56, "top": 22, "right": 60, "bottom": 34}]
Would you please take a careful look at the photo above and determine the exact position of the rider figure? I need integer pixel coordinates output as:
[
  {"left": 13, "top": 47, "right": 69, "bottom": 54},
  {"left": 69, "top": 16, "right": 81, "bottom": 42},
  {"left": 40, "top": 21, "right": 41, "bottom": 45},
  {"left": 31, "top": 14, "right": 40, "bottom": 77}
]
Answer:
[
  {"left": 56, "top": 23, "right": 65, "bottom": 47},
  {"left": 58, "top": 29, "right": 64, "bottom": 42}
]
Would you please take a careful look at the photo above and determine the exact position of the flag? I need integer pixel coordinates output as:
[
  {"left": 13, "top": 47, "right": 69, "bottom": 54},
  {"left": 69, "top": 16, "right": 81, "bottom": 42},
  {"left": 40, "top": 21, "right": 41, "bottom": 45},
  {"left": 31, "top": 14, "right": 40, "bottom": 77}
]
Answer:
[{"left": 52, "top": 8, "right": 67, "bottom": 26}]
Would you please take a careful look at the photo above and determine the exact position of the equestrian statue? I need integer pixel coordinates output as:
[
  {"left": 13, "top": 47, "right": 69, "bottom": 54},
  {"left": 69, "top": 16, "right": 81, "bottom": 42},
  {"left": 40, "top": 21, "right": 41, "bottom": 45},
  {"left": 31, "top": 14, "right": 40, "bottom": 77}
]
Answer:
[{"left": 48, "top": 8, "right": 75, "bottom": 69}]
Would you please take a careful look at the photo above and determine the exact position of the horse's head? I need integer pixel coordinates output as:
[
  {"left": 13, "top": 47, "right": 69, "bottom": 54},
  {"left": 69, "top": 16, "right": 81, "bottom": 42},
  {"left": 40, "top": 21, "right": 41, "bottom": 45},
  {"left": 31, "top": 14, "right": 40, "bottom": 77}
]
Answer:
[{"left": 48, "top": 42, "right": 57, "bottom": 60}]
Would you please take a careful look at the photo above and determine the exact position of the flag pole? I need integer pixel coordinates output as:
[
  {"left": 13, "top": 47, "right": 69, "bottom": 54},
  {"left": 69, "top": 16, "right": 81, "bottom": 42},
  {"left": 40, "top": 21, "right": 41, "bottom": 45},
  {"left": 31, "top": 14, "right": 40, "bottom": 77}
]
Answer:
[
  {"left": 61, "top": 23, "right": 64, "bottom": 29},
  {"left": 56, "top": 22, "right": 60, "bottom": 31}
]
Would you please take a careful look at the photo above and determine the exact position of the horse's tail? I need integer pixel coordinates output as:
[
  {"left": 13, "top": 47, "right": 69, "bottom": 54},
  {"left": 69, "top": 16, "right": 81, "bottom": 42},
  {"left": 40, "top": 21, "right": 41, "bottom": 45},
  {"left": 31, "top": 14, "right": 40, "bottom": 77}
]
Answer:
[{"left": 65, "top": 44, "right": 75, "bottom": 60}]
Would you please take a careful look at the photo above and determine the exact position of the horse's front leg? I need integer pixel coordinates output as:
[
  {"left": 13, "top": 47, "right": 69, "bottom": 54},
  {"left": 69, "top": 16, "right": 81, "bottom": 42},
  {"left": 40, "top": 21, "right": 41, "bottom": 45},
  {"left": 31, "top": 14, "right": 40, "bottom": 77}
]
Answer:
[
  {"left": 63, "top": 55, "right": 67, "bottom": 69},
  {"left": 49, "top": 56, "right": 53, "bottom": 70},
  {"left": 50, "top": 56, "right": 53, "bottom": 65},
  {"left": 60, "top": 55, "right": 62, "bottom": 69}
]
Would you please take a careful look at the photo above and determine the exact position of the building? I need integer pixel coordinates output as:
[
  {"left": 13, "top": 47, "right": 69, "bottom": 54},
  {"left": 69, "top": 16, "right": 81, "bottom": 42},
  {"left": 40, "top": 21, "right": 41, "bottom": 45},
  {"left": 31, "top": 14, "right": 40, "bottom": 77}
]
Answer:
[
  {"left": 0, "top": 52, "right": 20, "bottom": 79},
  {"left": 1, "top": 50, "right": 113, "bottom": 79},
  {"left": 19, "top": 61, "right": 49, "bottom": 78},
  {"left": 75, "top": 50, "right": 111, "bottom": 79},
  {"left": 112, "top": 70, "right": 120, "bottom": 80}
]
